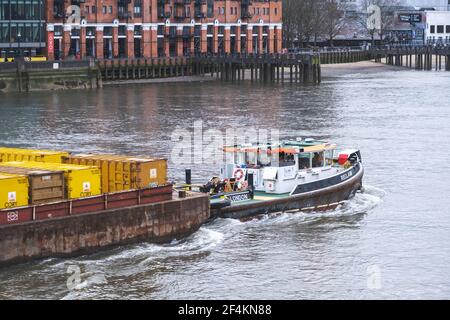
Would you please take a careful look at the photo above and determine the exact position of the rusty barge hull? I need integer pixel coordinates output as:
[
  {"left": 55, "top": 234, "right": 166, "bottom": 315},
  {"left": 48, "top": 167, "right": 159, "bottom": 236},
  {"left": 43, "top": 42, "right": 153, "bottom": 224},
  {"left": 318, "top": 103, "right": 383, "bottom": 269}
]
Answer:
[
  {"left": 211, "top": 166, "right": 364, "bottom": 220},
  {"left": 0, "top": 190, "right": 210, "bottom": 267}
]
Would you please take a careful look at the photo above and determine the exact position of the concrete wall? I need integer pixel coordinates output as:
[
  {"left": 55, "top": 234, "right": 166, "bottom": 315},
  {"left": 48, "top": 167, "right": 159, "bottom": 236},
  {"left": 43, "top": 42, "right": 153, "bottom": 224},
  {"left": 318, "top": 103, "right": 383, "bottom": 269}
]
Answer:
[
  {"left": 0, "top": 66, "right": 101, "bottom": 93},
  {"left": 0, "top": 193, "right": 210, "bottom": 266}
]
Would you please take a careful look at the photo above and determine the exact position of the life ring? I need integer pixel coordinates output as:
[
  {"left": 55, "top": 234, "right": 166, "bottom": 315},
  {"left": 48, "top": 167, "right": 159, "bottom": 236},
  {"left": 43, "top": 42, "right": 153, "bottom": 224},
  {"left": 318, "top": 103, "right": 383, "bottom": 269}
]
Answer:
[{"left": 234, "top": 168, "right": 245, "bottom": 181}]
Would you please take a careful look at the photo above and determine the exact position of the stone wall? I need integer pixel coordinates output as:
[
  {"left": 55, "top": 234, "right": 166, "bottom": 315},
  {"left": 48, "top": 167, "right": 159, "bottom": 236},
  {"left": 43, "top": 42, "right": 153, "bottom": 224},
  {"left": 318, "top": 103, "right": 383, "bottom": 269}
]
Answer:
[{"left": 0, "top": 68, "right": 101, "bottom": 93}]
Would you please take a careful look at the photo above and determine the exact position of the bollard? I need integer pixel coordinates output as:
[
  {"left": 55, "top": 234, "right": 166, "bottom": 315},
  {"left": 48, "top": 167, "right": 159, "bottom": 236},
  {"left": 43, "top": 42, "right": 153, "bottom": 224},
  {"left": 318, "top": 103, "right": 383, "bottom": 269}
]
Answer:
[
  {"left": 185, "top": 169, "right": 192, "bottom": 191},
  {"left": 247, "top": 173, "right": 255, "bottom": 199}
]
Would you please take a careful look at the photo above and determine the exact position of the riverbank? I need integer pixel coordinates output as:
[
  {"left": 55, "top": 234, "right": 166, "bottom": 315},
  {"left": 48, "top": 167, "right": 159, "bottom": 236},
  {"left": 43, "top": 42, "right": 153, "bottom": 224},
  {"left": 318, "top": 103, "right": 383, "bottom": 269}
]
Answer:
[
  {"left": 102, "top": 75, "right": 218, "bottom": 86},
  {"left": 320, "top": 60, "right": 403, "bottom": 78}
]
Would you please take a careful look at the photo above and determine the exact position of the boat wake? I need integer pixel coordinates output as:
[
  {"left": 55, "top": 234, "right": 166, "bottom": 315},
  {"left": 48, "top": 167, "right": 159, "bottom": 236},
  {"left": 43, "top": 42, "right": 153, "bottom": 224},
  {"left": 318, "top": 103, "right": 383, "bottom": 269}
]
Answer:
[
  {"left": 220, "top": 184, "right": 386, "bottom": 228},
  {"left": 45, "top": 185, "right": 385, "bottom": 299}
]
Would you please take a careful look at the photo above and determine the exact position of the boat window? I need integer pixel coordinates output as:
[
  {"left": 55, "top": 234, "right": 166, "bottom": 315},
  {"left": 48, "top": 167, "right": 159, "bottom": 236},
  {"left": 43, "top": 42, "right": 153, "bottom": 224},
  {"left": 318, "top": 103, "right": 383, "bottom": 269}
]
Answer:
[
  {"left": 278, "top": 151, "right": 295, "bottom": 167},
  {"left": 298, "top": 153, "right": 311, "bottom": 170},
  {"left": 237, "top": 152, "right": 245, "bottom": 165},
  {"left": 245, "top": 152, "right": 257, "bottom": 167},
  {"left": 324, "top": 150, "right": 334, "bottom": 166},
  {"left": 258, "top": 151, "right": 271, "bottom": 167},
  {"left": 312, "top": 152, "right": 325, "bottom": 168}
]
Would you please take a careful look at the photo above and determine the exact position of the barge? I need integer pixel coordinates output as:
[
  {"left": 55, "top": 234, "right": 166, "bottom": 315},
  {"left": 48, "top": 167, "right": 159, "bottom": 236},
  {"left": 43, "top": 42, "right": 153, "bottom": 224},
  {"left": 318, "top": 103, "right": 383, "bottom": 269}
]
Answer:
[
  {"left": 192, "top": 138, "right": 364, "bottom": 220},
  {"left": 0, "top": 147, "right": 209, "bottom": 266}
]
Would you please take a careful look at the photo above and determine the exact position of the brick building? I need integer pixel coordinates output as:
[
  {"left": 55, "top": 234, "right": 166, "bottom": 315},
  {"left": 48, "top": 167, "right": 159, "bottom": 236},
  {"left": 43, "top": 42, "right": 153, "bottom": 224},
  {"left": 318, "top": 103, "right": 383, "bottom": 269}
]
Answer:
[{"left": 46, "top": 0, "right": 283, "bottom": 60}]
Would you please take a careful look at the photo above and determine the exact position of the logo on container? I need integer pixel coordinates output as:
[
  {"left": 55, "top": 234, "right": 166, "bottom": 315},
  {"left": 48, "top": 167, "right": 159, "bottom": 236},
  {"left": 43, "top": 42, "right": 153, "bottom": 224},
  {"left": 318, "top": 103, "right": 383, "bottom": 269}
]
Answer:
[
  {"left": 83, "top": 182, "right": 91, "bottom": 193},
  {"left": 8, "top": 192, "right": 16, "bottom": 202}
]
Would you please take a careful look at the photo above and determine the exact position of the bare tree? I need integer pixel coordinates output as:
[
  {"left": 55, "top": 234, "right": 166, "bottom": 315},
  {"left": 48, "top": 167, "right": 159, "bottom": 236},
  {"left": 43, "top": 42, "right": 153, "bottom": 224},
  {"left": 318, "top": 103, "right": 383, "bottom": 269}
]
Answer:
[{"left": 321, "top": 0, "right": 349, "bottom": 47}]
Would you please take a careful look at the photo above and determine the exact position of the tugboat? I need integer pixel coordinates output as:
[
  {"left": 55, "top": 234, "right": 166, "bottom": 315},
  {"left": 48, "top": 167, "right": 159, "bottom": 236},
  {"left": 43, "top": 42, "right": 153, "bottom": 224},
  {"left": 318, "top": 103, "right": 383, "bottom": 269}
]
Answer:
[{"left": 194, "top": 138, "right": 364, "bottom": 220}]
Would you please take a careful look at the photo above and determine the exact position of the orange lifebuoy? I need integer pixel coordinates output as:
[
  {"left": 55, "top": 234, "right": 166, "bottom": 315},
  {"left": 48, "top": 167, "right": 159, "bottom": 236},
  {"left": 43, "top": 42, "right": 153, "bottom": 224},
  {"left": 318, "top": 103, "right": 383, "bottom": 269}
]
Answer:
[{"left": 234, "top": 168, "right": 245, "bottom": 181}]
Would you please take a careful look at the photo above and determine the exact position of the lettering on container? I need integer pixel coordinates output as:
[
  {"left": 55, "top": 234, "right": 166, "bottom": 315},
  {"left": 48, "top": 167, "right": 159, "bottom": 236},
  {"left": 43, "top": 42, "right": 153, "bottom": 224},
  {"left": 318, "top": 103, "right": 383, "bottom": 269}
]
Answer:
[{"left": 42, "top": 175, "right": 52, "bottom": 181}]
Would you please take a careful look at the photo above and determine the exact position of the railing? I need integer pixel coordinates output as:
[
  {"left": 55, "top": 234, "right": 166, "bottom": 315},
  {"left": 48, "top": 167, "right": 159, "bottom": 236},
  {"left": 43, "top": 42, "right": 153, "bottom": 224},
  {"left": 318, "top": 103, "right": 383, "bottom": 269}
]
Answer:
[
  {"left": 0, "top": 184, "right": 173, "bottom": 226},
  {"left": 0, "top": 59, "right": 95, "bottom": 73}
]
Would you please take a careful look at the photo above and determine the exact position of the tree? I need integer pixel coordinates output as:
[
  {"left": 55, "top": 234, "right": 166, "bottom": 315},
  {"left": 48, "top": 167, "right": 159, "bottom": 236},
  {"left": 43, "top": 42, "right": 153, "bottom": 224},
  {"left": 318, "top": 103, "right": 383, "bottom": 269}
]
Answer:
[{"left": 321, "top": 0, "right": 349, "bottom": 47}]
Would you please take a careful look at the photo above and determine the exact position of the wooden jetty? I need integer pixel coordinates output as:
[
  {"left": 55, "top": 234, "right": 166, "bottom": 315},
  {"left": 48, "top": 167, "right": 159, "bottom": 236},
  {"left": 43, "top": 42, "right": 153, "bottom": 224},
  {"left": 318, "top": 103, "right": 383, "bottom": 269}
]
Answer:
[
  {"left": 370, "top": 46, "right": 450, "bottom": 71},
  {"left": 99, "top": 53, "right": 322, "bottom": 84}
]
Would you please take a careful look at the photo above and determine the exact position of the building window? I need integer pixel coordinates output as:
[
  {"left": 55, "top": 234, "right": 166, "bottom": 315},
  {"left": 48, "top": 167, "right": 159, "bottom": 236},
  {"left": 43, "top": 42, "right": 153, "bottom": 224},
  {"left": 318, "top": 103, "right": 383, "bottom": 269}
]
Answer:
[
  {"left": 446, "top": 26, "right": 450, "bottom": 33},
  {"left": 109, "top": 6, "right": 113, "bottom": 14},
  {"left": 86, "top": 27, "right": 95, "bottom": 37},
  {"left": 104, "top": 27, "right": 112, "bottom": 37},
  {"left": 437, "top": 25, "right": 444, "bottom": 33},
  {"left": 134, "top": 0, "right": 142, "bottom": 18},
  {"left": 430, "top": 25, "right": 435, "bottom": 34},
  {"left": 85, "top": 6, "right": 89, "bottom": 14},
  {"left": 102, "top": 6, "right": 107, "bottom": 14},
  {"left": 207, "top": 0, "right": 214, "bottom": 18},
  {"left": 92, "top": 6, "right": 96, "bottom": 14},
  {"left": 275, "top": 8, "right": 278, "bottom": 15}
]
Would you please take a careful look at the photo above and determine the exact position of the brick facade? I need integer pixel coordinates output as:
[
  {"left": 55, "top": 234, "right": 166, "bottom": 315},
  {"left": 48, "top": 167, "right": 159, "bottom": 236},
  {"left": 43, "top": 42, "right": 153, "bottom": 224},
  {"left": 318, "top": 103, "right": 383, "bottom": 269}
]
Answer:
[{"left": 45, "top": 0, "right": 282, "bottom": 60}]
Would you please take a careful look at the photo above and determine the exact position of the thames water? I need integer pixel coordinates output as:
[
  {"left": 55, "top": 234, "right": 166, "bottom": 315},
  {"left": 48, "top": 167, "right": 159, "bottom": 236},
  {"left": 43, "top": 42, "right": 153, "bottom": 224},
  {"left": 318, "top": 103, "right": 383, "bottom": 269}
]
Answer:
[{"left": 0, "top": 64, "right": 450, "bottom": 299}]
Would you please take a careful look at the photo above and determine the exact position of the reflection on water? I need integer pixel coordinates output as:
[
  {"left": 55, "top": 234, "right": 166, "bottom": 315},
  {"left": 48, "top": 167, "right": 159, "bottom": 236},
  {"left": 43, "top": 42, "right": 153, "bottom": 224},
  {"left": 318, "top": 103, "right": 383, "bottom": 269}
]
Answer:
[{"left": 1, "top": 68, "right": 450, "bottom": 299}]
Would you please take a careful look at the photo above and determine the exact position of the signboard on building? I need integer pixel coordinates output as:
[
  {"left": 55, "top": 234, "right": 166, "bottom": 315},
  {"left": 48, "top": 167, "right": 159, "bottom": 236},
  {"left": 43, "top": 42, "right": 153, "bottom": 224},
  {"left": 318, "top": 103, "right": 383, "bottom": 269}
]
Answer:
[
  {"left": 398, "top": 13, "right": 423, "bottom": 24},
  {"left": 47, "top": 32, "right": 54, "bottom": 55}
]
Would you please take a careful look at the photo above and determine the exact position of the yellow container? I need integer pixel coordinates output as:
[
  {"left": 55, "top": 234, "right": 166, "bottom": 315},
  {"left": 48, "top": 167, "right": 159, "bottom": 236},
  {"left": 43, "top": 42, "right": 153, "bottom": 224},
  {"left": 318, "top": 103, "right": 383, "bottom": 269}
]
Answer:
[
  {"left": 67, "top": 154, "right": 167, "bottom": 193},
  {"left": 0, "top": 147, "right": 70, "bottom": 164},
  {"left": 0, "top": 173, "right": 29, "bottom": 209},
  {"left": 2, "top": 162, "right": 101, "bottom": 199}
]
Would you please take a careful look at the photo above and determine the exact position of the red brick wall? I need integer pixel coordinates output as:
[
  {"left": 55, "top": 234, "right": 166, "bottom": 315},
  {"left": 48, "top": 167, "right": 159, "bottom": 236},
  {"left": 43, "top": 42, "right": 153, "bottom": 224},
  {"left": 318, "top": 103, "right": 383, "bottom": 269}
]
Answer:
[{"left": 46, "top": 0, "right": 283, "bottom": 60}]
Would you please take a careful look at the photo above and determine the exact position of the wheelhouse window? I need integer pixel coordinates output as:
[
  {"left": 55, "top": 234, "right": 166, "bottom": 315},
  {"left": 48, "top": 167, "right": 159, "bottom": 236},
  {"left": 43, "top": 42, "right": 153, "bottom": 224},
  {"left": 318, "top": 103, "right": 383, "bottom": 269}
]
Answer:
[
  {"left": 312, "top": 152, "right": 325, "bottom": 168},
  {"left": 298, "top": 153, "right": 311, "bottom": 170},
  {"left": 276, "top": 152, "right": 295, "bottom": 168}
]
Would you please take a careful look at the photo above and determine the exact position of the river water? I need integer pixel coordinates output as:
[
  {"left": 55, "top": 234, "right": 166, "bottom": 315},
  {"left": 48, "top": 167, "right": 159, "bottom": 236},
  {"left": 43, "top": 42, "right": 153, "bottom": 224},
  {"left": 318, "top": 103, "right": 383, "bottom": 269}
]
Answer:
[{"left": 0, "top": 63, "right": 450, "bottom": 299}]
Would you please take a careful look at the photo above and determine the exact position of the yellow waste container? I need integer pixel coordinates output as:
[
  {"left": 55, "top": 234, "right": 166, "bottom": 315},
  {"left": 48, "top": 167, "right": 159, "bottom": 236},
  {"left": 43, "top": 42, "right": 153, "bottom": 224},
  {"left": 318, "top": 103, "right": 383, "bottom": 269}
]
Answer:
[
  {"left": 2, "top": 162, "right": 101, "bottom": 199},
  {"left": 0, "top": 147, "right": 70, "bottom": 163},
  {"left": 67, "top": 154, "right": 167, "bottom": 193},
  {"left": 0, "top": 173, "right": 29, "bottom": 209}
]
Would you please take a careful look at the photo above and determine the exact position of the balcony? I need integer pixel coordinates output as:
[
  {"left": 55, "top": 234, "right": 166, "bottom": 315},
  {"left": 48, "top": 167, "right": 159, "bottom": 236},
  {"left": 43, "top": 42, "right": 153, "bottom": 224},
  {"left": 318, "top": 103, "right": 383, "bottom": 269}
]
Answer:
[
  {"left": 158, "top": 11, "right": 172, "bottom": 19},
  {"left": 118, "top": 12, "right": 130, "bottom": 20},
  {"left": 174, "top": 11, "right": 189, "bottom": 20},
  {"left": 174, "top": 0, "right": 191, "bottom": 5},
  {"left": 241, "top": 11, "right": 253, "bottom": 19},
  {"left": 195, "top": 11, "right": 206, "bottom": 18}
]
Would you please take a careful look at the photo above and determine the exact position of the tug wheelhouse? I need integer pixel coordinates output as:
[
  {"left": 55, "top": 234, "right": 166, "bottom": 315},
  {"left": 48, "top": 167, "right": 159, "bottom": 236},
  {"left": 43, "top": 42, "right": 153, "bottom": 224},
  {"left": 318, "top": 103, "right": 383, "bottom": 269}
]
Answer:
[{"left": 221, "top": 139, "right": 361, "bottom": 195}]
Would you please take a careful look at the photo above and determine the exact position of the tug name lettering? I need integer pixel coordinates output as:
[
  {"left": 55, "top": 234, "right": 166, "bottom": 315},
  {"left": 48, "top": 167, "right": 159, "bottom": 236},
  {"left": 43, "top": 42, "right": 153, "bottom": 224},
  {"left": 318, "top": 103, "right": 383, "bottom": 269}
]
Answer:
[{"left": 178, "top": 304, "right": 272, "bottom": 317}]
